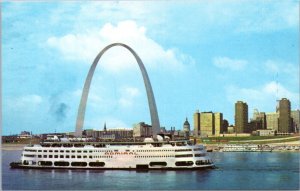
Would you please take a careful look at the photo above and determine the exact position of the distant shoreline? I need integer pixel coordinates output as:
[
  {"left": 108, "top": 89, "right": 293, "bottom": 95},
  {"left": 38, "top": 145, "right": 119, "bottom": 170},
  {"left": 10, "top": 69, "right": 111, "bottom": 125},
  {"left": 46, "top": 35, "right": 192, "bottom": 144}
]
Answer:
[
  {"left": 1, "top": 144, "right": 27, "bottom": 151},
  {"left": 2, "top": 142, "right": 299, "bottom": 152}
]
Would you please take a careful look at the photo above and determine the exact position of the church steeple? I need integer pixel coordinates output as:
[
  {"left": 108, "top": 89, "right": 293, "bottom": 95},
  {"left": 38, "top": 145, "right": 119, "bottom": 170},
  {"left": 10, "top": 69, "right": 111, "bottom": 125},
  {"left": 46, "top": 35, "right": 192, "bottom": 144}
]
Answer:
[{"left": 104, "top": 122, "right": 107, "bottom": 132}]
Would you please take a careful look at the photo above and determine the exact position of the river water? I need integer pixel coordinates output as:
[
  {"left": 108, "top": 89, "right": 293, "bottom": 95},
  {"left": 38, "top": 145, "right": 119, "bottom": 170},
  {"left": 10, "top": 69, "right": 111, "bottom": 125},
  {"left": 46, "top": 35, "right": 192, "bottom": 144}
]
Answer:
[{"left": 2, "top": 150, "right": 299, "bottom": 190}]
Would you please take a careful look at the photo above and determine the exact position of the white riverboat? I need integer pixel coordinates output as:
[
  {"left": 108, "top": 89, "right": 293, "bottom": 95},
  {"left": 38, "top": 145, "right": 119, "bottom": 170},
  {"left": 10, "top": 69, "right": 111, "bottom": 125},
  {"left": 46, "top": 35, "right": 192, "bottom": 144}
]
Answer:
[
  {"left": 220, "top": 144, "right": 272, "bottom": 152},
  {"left": 10, "top": 138, "right": 215, "bottom": 170}
]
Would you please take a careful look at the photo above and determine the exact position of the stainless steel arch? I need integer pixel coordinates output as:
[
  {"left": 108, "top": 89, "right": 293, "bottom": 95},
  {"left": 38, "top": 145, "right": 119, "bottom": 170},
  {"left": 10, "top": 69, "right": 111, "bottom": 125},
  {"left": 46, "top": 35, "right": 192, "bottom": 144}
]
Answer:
[{"left": 74, "top": 43, "right": 160, "bottom": 138}]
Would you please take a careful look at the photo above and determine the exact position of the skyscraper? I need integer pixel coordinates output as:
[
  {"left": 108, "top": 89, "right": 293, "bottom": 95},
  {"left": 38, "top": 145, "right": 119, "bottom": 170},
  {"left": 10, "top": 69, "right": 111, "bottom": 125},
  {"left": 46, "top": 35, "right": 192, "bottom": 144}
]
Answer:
[
  {"left": 200, "top": 112, "right": 215, "bottom": 136},
  {"left": 266, "top": 112, "right": 279, "bottom": 131},
  {"left": 278, "top": 98, "right": 292, "bottom": 133},
  {"left": 193, "top": 110, "right": 200, "bottom": 137},
  {"left": 214, "top": 113, "right": 223, "bottom": 136},
  {"left": 235, "top": 101, "right": 248, "bottom": 133},
  {"left": 193, "top": 110, "right": 223, "bottom": 137},
  {"left": 251, "top": 109, "right": 266, "bottom": 130}
]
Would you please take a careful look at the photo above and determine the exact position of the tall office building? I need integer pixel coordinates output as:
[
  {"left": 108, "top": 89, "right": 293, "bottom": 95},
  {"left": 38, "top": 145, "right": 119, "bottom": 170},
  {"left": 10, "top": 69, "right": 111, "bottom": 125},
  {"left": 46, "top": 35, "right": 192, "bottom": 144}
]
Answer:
[
  {"left": 235, "top": 101, "right": 248, "bottom": 133},
  {"left": 251, "top": 109, "right": 266, "bottom": 130},
  {"left": 266, "top": 112, "right": 279, "bottom": 131},
  {"left": 193, "top": 110, "right": 200, "bottom": 137},
  {"left": 200, "top": 112, "right": 215, "bottom": 136},
  {"left": 278, "top": 98, "right": 292, "bottom": 133},
  {"left": 214, "top": 113, "right": 223, "bottom": 136},
  {"left": 194, "top": 110, "right": 224, "bottom": 137}
]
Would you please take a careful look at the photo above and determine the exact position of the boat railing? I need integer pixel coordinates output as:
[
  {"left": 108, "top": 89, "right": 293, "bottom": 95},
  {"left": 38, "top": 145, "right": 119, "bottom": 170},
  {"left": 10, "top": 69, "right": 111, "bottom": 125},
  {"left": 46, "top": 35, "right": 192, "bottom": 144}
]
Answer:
[{"left": 38, "top": 140, "right": 194, "bottom": 148}]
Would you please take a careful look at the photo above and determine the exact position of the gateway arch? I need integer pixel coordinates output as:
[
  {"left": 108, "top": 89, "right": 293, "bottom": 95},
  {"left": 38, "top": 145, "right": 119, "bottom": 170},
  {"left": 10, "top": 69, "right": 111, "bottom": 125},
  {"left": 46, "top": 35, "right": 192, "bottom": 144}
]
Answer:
[{"left": 74, "top": 43, "right": 160, "bottom": 138}]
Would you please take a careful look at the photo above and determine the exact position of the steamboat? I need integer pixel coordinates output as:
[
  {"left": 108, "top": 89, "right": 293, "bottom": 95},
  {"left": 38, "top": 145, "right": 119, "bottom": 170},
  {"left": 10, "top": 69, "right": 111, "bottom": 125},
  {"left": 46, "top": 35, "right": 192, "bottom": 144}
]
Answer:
[{"left": 10, "top": 137, "right": 215, "bottom": 170}]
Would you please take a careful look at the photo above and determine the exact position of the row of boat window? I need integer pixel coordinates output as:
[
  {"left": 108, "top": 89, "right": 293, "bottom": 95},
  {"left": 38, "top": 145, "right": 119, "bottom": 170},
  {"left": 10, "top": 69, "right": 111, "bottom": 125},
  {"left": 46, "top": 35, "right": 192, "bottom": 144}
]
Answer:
[
  {"left": 133, "top": 153, "right": 206, "bottom": 158},
  {"left": 24, "top": 148, "right": 203, "bottom": 153},
  {"left": 175, "top": 153, "right": 206, "bottom": 158},
  {"left": 135, "top": 155, "right": 173, "bottom": 158},
  {"left": 22, "top": 160, "right": 211, "bottom": 167},
  {"left": 23, "top": 153, "right": 206, "bottom": 159},
  {"left": 23, "top": 161, "right": 105, "bottom": 167},
  {"left": 25, "top": 149, "right": 93, "bottom": 153},
  {"left": 24, "top": 154, "right": 93, "bottom": 159},
  {"left": 94, "top": 156, "right": 113, "bottom": 158},
  {"left": 175, "top": 160, "right": 212, "bottom": 166}
]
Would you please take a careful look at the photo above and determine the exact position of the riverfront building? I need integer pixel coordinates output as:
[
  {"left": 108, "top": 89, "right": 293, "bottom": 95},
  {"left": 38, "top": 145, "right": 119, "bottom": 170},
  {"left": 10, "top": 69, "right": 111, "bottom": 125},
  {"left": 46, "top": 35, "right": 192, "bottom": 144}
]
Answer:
[
  {"left": 133, "top": 122, "right": 153, "bottom": 137},
  {"left": 214, "top": 113, "right": 223, "bottom": 136},
  {"left": 200, "top": 112, "right": 215, "bottom": 137},
  {"left": 221, "top": 119, "right": 229, "bottom": 134},
  {"left": 291, "top": 110, "right": 300, "bottom": 133},
  {"left": 84, "top": 128, "right": 133, "bottom": 140},
  {"left": 235, "top": 101, "right": 248, "bottom": 133},
  {"left": 193, "top": 111, "right": 201, "bottom": 137},
  {"left": 266, "top": 112, "right": 279, "bottom": 131},
  {"left": 252, "top": 109, "right": 267, "bottom": 129},
  {"left": 278, "top": 98, "right": 292, "bottom": 133},
  {"left": 193, "top": 110, "right": 223, "bottom": 137}
]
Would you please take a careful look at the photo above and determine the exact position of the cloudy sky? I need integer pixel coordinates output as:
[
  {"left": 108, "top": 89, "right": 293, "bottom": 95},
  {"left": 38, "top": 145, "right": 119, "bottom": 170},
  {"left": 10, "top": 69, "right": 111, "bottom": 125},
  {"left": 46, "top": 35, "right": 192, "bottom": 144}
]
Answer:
[{"left": 2, "top": 1, "right": 299, "bottom": 135}]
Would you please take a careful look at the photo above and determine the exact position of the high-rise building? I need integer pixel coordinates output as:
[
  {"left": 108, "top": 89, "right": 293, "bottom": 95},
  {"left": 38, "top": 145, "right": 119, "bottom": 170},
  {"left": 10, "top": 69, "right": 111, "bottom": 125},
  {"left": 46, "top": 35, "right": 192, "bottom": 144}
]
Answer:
[
  {"left": 193, "top": 110, "right": 200, "bottom": 137},
  {"left": 251, "top": 109, "right": 266, "bottom": 130},
  {"left": 266, "top": 112, "right": 279, "bottom": 131},
  {"left": 194, "top": 110, "right": 224, "bottom": 137},
  {"left": 200, "top": 112, "right": 215, "bottom": 136},
  {"left": 235, "top": 101, "right": 248, "bottom": 133},
  {"left": 291, "top": 110, "right": 300, "bottom": 133},
  {"left": 214, "top": 113, "right": 223, "bottom": 136},
  {"left": 278, "top": 98, "right": 292, "bottom": 133}
]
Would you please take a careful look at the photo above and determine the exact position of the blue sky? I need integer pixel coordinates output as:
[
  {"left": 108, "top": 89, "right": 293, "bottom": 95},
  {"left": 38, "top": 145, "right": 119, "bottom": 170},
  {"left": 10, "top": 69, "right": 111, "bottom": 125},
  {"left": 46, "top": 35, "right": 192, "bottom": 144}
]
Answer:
[{"left": 2, "top": 1, "right": 299, "bottom": 135}]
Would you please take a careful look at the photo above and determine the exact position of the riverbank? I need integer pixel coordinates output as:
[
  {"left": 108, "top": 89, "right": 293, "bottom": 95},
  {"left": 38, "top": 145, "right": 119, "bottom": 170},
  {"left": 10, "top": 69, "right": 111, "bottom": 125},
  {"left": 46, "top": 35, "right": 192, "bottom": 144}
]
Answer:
[
  {"left": 206, "top": 140, "right": 300, "bottom": 152},
  {"left": 2, "top": 142, "right": 300, "bottom": 152},
  {"left": 1, "top": 144, "right": 27, "bottom": 151}
]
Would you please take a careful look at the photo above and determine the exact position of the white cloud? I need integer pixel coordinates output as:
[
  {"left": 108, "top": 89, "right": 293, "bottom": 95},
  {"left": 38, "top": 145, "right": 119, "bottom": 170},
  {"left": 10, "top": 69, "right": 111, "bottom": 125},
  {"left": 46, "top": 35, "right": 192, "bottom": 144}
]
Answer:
[
  {"left": 226, "top": 81, "right": 299, "bottom": 112},
  {"left": 213, "top": 57, "right": 248, "bottom": 71},
  {"left": 264, "top": 60, "right": 298, "bottom": 77},
  {"left": 264, "top": 60, "right": 280, "bottom": 73},
  {"left": 47, "top": 20, "right": 188, "bottom": 73},
  {"left": 232, "top": 1, "right": 299, "bottom": 33},
  {"left": 7, "top": 94, "right": 43, "bottom": 110},
  {"left": 118, "top": 86, "right": 141, "bottom": 108}
]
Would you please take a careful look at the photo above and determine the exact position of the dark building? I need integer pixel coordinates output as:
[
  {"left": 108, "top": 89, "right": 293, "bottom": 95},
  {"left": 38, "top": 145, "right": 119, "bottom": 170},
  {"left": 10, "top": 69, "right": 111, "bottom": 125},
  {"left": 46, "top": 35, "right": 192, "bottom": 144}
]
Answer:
[
  {"left": 249, "top": 120, "right": 262, "bottom": 132},
  {"left": 250, "top": 110, "right": 267, "bottom": 132},
  {"left": 235, "top": 101, "right": 248, "bottom": 133},
  {"left": 278, "top": 98, "right": 292, "bottom": 133},
  {"left": 221, "top": 119, "right": 229, "bottom": 133}
]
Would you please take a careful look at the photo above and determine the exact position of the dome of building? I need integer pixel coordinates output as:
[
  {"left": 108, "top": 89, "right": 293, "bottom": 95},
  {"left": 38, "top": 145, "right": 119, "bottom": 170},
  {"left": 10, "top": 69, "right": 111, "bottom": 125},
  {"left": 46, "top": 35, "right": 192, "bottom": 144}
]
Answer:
[
  {"left": 184, "top": 118, "right": 190, "bottom": 126},
  {"left": 183, "top": 118, "right": 190, "bottom": 132}
]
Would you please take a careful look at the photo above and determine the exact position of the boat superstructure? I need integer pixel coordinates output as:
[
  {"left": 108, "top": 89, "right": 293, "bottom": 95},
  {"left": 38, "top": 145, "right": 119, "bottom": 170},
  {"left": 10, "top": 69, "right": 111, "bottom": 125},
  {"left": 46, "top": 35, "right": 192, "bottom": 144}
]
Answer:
[{"left": 10, "top": 140, "right": 214, "bottom": 170}]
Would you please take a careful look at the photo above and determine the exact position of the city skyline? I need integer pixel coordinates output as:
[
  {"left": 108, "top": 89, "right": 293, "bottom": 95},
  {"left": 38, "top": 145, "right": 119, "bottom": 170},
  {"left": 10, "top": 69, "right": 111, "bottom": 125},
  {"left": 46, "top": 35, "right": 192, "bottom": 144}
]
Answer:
[{"left": 3, "top": 1, "right": 299, "bottom": 135}]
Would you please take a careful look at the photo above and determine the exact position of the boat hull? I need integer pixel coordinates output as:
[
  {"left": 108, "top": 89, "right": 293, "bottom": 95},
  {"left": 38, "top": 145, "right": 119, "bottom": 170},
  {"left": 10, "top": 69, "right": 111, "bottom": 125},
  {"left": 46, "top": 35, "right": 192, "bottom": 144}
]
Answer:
[{"left": 10, "top": 162, "right": 215, "bottom": 170}]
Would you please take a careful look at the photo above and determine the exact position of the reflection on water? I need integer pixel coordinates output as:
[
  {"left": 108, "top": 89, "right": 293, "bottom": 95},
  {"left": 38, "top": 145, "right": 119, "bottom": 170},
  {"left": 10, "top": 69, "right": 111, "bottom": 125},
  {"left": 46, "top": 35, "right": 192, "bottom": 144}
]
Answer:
[{"left": 2, "top": 150, "right": 299, "bottom": 190}]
